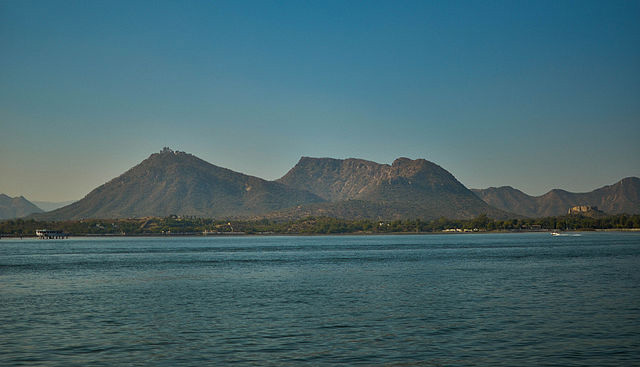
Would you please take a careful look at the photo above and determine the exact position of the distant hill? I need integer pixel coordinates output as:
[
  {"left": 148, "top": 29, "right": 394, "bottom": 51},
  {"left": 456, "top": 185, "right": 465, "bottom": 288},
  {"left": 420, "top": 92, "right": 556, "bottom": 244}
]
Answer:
[
  {"left": 0, "top": 194, "right": 43, "bottom": 219},
  {"left": 32, "top": 200, "right": 77, "bottom": 212},
  {"left": 33, "top": 148, "right": 324, "bottom": 220},
  {"left": 472, "top": 177, "right": 640, "bottom": 217},
  {"left": 275, "top": 157, "right": 509, "bottom": 220}
]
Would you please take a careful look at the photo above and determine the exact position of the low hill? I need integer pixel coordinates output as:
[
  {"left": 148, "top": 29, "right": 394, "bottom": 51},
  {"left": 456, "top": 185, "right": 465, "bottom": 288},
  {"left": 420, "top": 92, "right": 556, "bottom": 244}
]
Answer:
[
  {"left": 0, "top": 194, "right": 43, "bottom": 219},
  {"left": 472, "top": 177, "right": 640, "bottom": 217},
  {"left": 33, "top": 148, "right": 324, "bottom": 220},
  {"left": 276, "top": 157, "right": 509, "bottom": 220}
]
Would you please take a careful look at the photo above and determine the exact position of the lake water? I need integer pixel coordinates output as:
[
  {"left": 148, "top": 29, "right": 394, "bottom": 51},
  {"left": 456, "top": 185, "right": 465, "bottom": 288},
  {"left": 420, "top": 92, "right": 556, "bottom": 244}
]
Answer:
[{"left": 1, "top": 233, "right": 639, "bottom": 366}]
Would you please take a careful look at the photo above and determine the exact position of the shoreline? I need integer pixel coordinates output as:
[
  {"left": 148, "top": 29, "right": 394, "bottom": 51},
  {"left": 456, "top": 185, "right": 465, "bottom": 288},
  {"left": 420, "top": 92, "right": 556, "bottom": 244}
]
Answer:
[{"left": 2, "top": 228, "right": 639, "bottom": 239}]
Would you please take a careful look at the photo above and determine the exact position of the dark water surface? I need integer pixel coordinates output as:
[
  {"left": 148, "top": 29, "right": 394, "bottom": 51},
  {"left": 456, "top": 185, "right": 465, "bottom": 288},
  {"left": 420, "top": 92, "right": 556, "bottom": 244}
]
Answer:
[{"left": 1, "top": 233, "right": 639, "bottom": 366}]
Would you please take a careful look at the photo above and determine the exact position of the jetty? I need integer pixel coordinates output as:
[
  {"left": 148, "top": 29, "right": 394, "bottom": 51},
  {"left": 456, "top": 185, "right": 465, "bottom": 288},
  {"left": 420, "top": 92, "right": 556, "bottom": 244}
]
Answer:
[{"left": 35, "top": 229, "right": 68, "bottom": 239}]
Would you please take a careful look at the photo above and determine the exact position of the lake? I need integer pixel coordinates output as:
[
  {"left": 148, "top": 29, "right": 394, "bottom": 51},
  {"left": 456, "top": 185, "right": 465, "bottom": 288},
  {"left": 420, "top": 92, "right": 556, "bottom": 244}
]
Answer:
[{"left": 1, "top": 233, "right": 639, "bottom": 366}]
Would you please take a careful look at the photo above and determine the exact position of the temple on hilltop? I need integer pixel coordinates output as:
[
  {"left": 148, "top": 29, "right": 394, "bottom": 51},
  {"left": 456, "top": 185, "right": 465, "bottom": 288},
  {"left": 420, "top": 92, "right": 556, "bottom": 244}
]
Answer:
[{"left": 160, "top": 147, "right": 185, "bottom": 155}]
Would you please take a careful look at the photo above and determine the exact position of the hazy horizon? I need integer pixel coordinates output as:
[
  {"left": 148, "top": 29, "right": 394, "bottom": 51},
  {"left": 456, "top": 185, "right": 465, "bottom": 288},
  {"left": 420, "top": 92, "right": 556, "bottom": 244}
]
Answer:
[{"left": 2, "top": 1, "right": 639, "bottom": 201}]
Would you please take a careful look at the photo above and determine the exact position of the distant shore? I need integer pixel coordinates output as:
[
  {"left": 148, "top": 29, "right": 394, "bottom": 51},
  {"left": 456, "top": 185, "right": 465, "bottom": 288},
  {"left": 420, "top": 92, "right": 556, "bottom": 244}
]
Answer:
[
  {"left": 2, "top": 214, "right": 639, "bottom": 238},
  {"left": 2, "top": 228, "right": 640, "bottom": 239}
]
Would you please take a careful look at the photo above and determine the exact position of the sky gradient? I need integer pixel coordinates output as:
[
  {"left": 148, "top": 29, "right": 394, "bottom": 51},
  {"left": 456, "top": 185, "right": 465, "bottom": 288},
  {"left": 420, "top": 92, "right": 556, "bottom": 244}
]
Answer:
[{"left": 1, "top": 0, "right": 639, "bottom": 201}]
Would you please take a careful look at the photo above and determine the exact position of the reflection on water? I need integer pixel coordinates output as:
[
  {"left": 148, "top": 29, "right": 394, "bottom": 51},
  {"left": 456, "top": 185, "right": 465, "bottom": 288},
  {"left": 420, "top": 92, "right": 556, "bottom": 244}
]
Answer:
[{"left": 1, "top": 233, "right": 639, "bottom": 366}]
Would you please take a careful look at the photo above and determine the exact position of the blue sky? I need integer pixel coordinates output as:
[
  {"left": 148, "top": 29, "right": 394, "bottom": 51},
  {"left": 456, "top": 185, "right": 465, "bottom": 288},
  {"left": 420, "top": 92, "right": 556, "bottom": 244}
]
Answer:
[{"left": 1, "top": 0, "right": 639, "bottom": 201}]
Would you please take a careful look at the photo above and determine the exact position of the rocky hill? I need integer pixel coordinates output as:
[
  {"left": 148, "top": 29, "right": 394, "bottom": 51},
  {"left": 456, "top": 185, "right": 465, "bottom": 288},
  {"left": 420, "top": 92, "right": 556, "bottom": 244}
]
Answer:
[
  {"left": 472, "top": 177, "right": 640, "bottom": 217},
  {"left": 34, "top": 148, "right": 324, "bottom": 220},
  {"left": 0, "top": 194, "right": 43, "bottom": 219},
  {"left": 276, "top": 157, "right": 509, "bottom": 220}
]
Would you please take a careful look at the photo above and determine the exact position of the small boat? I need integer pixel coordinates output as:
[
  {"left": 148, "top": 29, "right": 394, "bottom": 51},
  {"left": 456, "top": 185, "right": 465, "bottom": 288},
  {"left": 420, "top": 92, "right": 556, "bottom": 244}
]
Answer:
[{"left": 551, "top": 231, "right": 581, "bottom": 237}]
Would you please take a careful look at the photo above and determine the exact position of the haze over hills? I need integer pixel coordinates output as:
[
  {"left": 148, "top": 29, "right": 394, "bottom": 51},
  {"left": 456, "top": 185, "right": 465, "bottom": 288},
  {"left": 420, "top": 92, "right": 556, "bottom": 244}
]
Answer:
[
  {"left": 33, "top": 148, "right": 324, "bottom": 220},
  {"left": 472, "top": 177, "right": 640, "bottom": 217},
  {"left": 0, "top": 194, "right": 43, "bottom": 220},
  {"left": 275, "top": 157, "right": 510, "bottom": 220},
  {"left": 32, "top": 200, "right": 77, "bottom": 212}
]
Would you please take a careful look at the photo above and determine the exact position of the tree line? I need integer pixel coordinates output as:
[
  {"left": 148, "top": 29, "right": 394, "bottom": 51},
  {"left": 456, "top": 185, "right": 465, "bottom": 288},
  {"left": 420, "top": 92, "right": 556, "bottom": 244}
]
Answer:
[{"left": 1, "top": 213, "right": 639, "bottom": 236}]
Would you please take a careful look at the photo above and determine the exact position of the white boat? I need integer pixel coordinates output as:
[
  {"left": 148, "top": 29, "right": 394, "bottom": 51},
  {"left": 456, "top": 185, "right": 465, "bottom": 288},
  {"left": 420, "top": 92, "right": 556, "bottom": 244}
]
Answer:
[{"left": 551, "top": 231, "right": 581, "bottom": 237}]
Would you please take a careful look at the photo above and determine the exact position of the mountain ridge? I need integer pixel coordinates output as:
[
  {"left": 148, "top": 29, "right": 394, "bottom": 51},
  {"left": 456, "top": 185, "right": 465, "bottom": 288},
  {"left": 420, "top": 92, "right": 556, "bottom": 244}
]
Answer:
[
  {"left": 19, "top": 149, "right": 639, "bottom": 221},
  {"left": 472, "top": 177, "right": 640, "bottom": 217},
  {"left": 0, "top": 194, "right": 43, "bottom": 220}
]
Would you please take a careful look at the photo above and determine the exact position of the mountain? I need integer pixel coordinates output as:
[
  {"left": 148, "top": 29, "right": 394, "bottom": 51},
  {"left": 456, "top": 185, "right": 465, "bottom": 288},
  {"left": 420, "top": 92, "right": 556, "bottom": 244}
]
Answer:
[
  {"left": 32, "top": 200, "right": 77, "bottom": 212},
  {"left": 0, "top": 194, "right": 43, "bottom": 219},
  {"left": 472, "top": 177, "right": 640, "bottom": 217},
  {"left": 275, "top": 157, "right": 509, "bottom": 220},
  {"left": 33, "top": 148, "right": 324, "bottom": 220}
]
